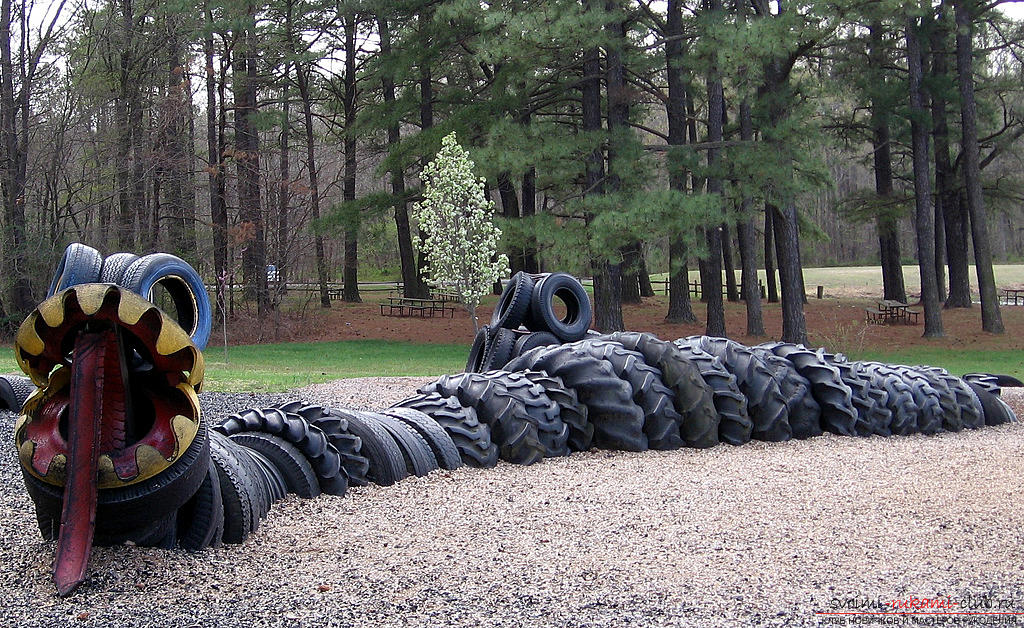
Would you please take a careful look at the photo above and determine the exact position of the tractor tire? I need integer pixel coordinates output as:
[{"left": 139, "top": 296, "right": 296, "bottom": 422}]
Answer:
[
  {"left": 328, "top": 407, "right": 408, "bottom": 485},
  {"left": 762, "top": 343, "right": 858, "bottom": 437},
  {"left": 505, "top": 343, "right": 645, "bottom": 451},
  {"left": 381, "top": 407, "right": 463, "bottom": 470},
  {"left": 518, "top": 370, "right": 593, "bottom": 453},
  {"left": 965, "top": 382, "right": 1016, "bottom": 426},
  {"left": 856, "top": 362, "right": 919, "bottom": 436},
  {"left": 746, "top": 346, "right": 823, "bottom": 439},
  {"left": 394, "top": 392, "right": 498, "bottom": 467},
  {"left": 671, "top": 340, "right": 752, "bottom": 446},
  {"left": 358, "top": 410, "right": 438, "bottom": 477}
]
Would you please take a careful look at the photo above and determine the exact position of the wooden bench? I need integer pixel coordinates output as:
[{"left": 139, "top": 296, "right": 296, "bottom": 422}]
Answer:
[
  {"left": 905, "top": 308, "right": 921, "bottom": 325},
  {"left": 865, "top": 308, "right": 884, "bottom": 324},
  {"left": 380, "top": 297, "right": 456, "bottom": 318}
]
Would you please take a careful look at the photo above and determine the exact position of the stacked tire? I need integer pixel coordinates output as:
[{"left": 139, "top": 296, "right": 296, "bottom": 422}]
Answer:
[{"left": 469, "top": 271, "right": 592, "bottom": 372}]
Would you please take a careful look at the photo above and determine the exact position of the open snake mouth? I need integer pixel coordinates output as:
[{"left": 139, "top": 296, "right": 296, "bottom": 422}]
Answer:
[{"left": 13, "top": 283, "right": 205, "bottom": 595}]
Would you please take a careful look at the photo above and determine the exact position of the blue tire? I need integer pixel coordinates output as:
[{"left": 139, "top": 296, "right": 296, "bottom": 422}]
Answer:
[
  {"left": 99, "top": 252, "right": 140, "bottom": 284},
  {"left": 47, "top": 243, "right": 103, "bottom": 297},
  {"left": 121, "top": 253, "right": 212, "bottom": 350}
]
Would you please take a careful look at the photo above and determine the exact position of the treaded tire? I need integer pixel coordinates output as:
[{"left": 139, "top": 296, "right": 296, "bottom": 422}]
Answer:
[
  {"left": 911, "top": 366, "right": 963, "bottom": 432},
  {"left": 0, "top": 374, "right": 35, "bottom": 411},
  {"left": 917, "top": 367, "right": 983, "bottom": 430},
  {"left": 962, "top": 373, "right": 1002, "bottom": 396},
  {"left": 328, "top": 407, "right": 408, "bottom": 485},
  {"left": 825, "top": 355, "right": 889, "bottom": 437},
  {"left": 120, "top": 252, "right": 213, "bottom": 350},
  {"left": 394, "top": 393, "right": 498, "bottom": 468},
  {"left": 381, "top": 407, "right": 464, "bottom": 470},
  {"left": 47, "top": 242, "right": 103, "bottom": 297},
  {"left": 23, "top": 419, "right": 210, "bottom": 544},
  {"left": 528, "top": 272, "right": 592, "bottom": 342},
  {"left": 481, "top": 327, "right": 517, "bottom": 372},
  {"left": 671, "top": 340, "right": 752, "bottom": 446},
  {"left": 857, "top": 362, "right": 919, "bottom": 436},
  {"left": 358, "top": 410, "right": 438, "bottom": 477},
  {"left": 518, "top": 370, "right": 593, "bottom": 452},
  {"left": 214, "top": 407, "right": 346, "bottom": 496},
  {"left": 882, "top": 365, "right": 944, "bottom": 435},
  {"left": 230, "top": 438, "right": 273, "bottom": 521},
  {"left": 573, "top": 338, "right": 684, "bottom": 450},
  {"left": 512, "top": 331, "right": 561, "bottom": 358},
  {"left": 419, "top": 372, "right": 549, "bottom": 464},
  {"left": 176, "top": 458, "right": 224, "bottom": 551},
  {"left": 606, "top": 332, "right": 719, "bottom": 448},
  {"left": 686, "top": 336, "right": 792, "bottom": 442},
  {"left": 209, "top": 430, "right": 260, "bottom": 544},
  {"left": 479, "top": 370, "right": 569, "bottom": 457},
  {"left": 99, "top": 252, "right": 140, "bottom": 284},
  {"left": 505, "top": 344, "right": 645, "bottom": 451},
  {"left": 762, "top": 343, "right": 857, "bottom": 437},
  {"left": 966, "top": 382, "right": 1016, "bottom": 425},
  {"left": 281, "top": 402, "right": 370, "bottom": 487},
  {"left": 247, "top": 448, "right": 287, "bottom": 502},
  {"left": 229, "top": 432, "right": 321, "bottom": 498},
  {"left": 746, "top": 346, "right": 823, "bottom": 439},
  {"left": 491, "top": 272, "right": 535, "bottom": 329}
]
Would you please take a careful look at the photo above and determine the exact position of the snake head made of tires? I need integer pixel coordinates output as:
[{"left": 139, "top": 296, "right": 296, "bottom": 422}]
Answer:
[{"left": 8, "top": 246, "right": 1021, "bottom": 597}]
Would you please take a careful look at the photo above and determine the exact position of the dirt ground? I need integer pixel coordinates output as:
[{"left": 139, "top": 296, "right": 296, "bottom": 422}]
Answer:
[{"left": 219, "top": 291, "right": 1024, "bottom": 354}]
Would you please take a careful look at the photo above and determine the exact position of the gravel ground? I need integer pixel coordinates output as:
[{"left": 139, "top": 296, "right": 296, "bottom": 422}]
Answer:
[{"left": 2, "top": 380, "right": 1023, "bottom": 627}]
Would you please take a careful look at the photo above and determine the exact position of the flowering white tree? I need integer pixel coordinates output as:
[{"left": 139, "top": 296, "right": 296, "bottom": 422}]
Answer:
[{"left": 414, "top": 132, "right": 510, "bottom": 330}]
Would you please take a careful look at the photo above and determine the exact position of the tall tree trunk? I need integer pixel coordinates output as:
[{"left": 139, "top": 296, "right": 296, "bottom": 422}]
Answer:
[
  {"left": 704, "top": 0, "right": 726, "bottom": 337},
  {"left": 906, "top": 10, "right": 944, "bottom": 337},
  {"left": 764, "top": 206, "right": 778, "bottom": 303},
  {"left": 165, "top": 30, "right": 187, "bottom": 256},
  {"left": 869, "top": 21, "right": 906, "bottom": 303},
  {"left": 0, "top": 0, "right": 28, "bottom": 312},
  {"left": 208, "top": 27, "right": 228, "bottom": 318},
  {"left": 378, "top": 17, "right": 427, "bottom": 299},
  {"left": 638, "top": 254, "right": 654, "bottom": 298},
  {"left": 521, "top": 165, "right": 539, "bottom": 273},
  {"left": 342, "top": 13, "right": 361, "bottom": 303},
  {"left": 954, "top": 0, "right": 1003, "bottom": 333},
  {"left": 738, "top": 98, "right": 765, "bottom": 336},
  {"left": 296, "top": 66, "right": 330, "bottom": 308},
  {"left": 931, "top": 9, "right": 970, "bottom": 308},
  {"left": 593, "top": 0, "right": 625, "bottom": 332},
  {"left": 278, "top": 72, "right": 290, "bottom": 300}
]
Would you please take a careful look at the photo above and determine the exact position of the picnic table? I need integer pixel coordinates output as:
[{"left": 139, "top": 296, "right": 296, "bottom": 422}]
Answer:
[
  {"left": 379, "top": 296, "right": 457, "bottom": 318},
  {"left": 865, "top": 300, "right": 920, "bottom": 325},
  {"left": 1001, "top": 287, "right": 1024, "bottom": 305}
]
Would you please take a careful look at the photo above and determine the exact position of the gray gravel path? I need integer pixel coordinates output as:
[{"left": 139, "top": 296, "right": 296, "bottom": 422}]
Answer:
[{"left": 2, "top": 379, "right": 1022, "bottom": 627}]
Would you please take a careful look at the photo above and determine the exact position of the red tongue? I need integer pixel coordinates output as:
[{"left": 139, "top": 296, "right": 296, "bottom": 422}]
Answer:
[{"left": 53, "top": 328, "right": 122, "bottom": 596}]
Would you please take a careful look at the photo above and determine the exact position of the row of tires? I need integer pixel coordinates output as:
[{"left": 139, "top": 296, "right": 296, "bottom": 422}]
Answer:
[
  {"left": 46, "top": 242, "right": 212, "bottom": 350},
  {"left": 401, "top": 333, "right": 1018, "bottom": 467}
]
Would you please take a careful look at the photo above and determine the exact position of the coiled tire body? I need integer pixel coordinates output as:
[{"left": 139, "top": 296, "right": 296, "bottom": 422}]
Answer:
[
  {"left": 394, "top": 392, "right": 498, "bottom": 468},
  {"left": 671, "top": 340, "right": 752, "bottom": 446},
  {"left": 762, "top": 343, "right": 858, "bottom": 437}
]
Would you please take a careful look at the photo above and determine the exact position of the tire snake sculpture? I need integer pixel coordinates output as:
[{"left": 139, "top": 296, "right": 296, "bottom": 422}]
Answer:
[{"left": 4, "top": 244, "right": 1018, "bottom": 596}]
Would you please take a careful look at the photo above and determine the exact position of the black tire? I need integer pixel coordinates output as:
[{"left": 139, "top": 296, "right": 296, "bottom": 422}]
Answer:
[
  {"left": 911, "top": 366, "right": 963, "bottom": 432},
  {"left": 381, "top": 407, "right": 463, "bottom": 470},
  {"left": 746, "top": 346, "right": 823, "bottom": 439},
  {"left": 857, "top": 362, "right": 920, "bottom": 436},
  {"left": 420, "top": 372, "right": 548, "bottom": 464},
  {"left": 282, "top": 402, "right": 371, "bottom": 487},
  {"left": 466, "top": 325, "right": 493, "bottom": 373},
  {"left": 99, "top": 252, "right": 140, "bottom": 284},
  {"left": 505, "top": 343, "right": 644, "bottom": 451},
  {"left": 827, "top": 357, "right": 890, "bottom": 437},
  {"left": 120, "top": 252, "right": 212, "bottom": 350},
  {"left": 884, "top": 365, "right": 944, "bottom": 435},
  {"left": 359, "top": 411, "right": 438, "bottom": 477},
  {"left": 962, "top": 373, "right": 1002, "bottom": 396},
  {"left": 606, "top": 332, "right": 719, "bottom": 448},
  {"left": 394, "top": 393, "right": 498, "bottom": 468},
  {"left": 512, "top": 331, "right": 561, "bottom": 358},
  {"left": 686, "top": 336, "right": 792, "bottom": 442},
  {"left": 671, "top": 340, "right": 752, "bottom": 446},
  {"left": 479, "top": 370, "right": 569, "bottom": 457},
  {"left": 209, "top": 430, "right": 260, "bottom": 544},
  {"left": 0, "top": 374, "right": 34, "bottom": 411},
  {"left": 918, "top": 367, "right": 984, "bottom": 430},
  {"left": 762, "top": 343, "right": 858, "bottom": 437},
  {"left": 518, "top": 370, "right": 593, "bottom": 453},
  {"left": 47, "top": 242, "right": 103, "bottom": 297},
  {"left": 491, "top": 272, "right": 535, "bottom": 330},
  {"left": 229, "top": 432, "right": 321, "bottom": 498},
  {"left": 23, "top": 420, "right": 210, "bottom": 544},
  {"left": 574, "top": 338, "right": 684, "bottom": 450},
  {"left": 481, "top": 327, "right": 517, "bottom": 371},
  {"left": 966, "top": 382, "right": 1017, "bottom": 425},
  {"left": 328, "top": 408, "right": 408, "bottom": 485},
  {"left": 214, "top": 407, "right": 347, "bottom": 496},
  {"left": 230, "top": 440, "right": 273, "bottom": 521},
  {"left": 175, "top": 458, "right": 224, "bottom": 551},
  {"left": 528, "top": 272, "right": 592, "bottom": 342}
]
